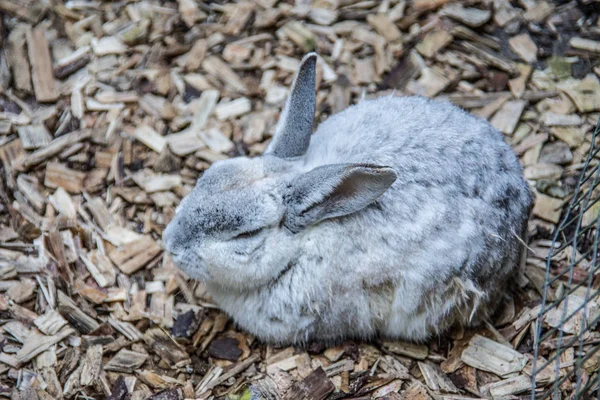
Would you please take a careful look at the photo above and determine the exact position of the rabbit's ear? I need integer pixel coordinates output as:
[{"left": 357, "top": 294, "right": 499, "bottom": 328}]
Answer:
[
  {"left": 266, "top": 53, "right": 317, "bottom": 158},
  {"left": 284, "top": 163, "right": 397, "bottom": 232}
]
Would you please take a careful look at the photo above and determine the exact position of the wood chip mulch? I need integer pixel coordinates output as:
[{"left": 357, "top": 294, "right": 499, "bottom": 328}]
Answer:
[{"left": 1, "top": 1, "right": 600, "bottom": 399}]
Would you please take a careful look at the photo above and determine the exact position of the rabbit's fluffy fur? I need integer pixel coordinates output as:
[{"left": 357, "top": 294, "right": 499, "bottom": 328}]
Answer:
[{"left": 163, "top": 53, "right": 533, "bottom": 344}]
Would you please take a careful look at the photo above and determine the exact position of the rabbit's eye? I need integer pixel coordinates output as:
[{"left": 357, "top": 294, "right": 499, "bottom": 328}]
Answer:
[{"left": 232, "top": 228, "right": 263, "bottom": 240}]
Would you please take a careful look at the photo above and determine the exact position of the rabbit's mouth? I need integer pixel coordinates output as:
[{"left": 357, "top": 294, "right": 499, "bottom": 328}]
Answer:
[
  {"left": 170, "top": 249, "right": 197, "bottom": 267},
  {"left": 170, "top": 251, "right": 212, "bottom": 282}
]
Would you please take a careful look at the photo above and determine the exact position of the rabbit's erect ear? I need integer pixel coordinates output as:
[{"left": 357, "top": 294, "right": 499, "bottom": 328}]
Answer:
[
  {"left": 284, "top": 163, "right": 397, "bottom": 232},
  {"left": 266, "top": 53, "right": 317, "bottom": 159}
]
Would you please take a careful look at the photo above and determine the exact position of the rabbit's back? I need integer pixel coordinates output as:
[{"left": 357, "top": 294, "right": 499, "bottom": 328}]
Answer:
[
  {"left": 296, "top": 96, "right": 532, "bottom": 339},
  {"left": 307, "top": 96, "right": 512, "bottom": 179},
  {"left": 306, "top": 96, "right": 530, "bottom": 230}
]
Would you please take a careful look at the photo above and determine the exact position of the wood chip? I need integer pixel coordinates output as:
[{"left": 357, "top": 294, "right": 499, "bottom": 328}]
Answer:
[
  {"left": 44, "top": 162, "right": 86, "bottom": 193},
  {"left": 198, "top": 127, "right": 234, "bottom": 154},
  {"left": 202, "top": 56, "right": 248, "bottom": 94},
  {"left": 57, "top": 290, "right": 100, "bottom": 334},
  {"left": 91, "top": 36, "right": 127, "bottom": 56},
  {"left": 460, "top": 42, "right": 519, "bottom": 75},
  {"left": 177, "top": 41, "right": 207, "bottom": 72},
  {"left": 108, "top": 317, "right": 143, "bottom": 341},
  {"left": 509, "top": 33, "right": 538, "bottom": 63},
  {"left": 104, "top": 349, "right": 148, "bottom": 373},
  {"left": 524, "top": 163, "right": 563, "bottom": 181},
  {"left": 508, "top": 64, "right": 532, "bottom": 99},
  {"left": 541, "top": 112, "right": 583, "bottom": 127},
  {"left": 407, "top": 67, "right": 454, "bottom": 98},
  {"left": 366, "top": 14, "right": 401, "bottom": 42},
  {"left": 7, "top": 24, "right": 32, "bottom": 92},
  {"left": 178, "top": 0, "right": 206, "bottom": 28},
  {"left": 34, "top": 310, "right": 68, "bottom": 335},
  {"left": 133, "top": 171, "right": 181, "bottom": 193},
  {"left": 460, "top": 334, "right": 527, "bottom": 377},
  {"left": 166, "top": 130, "right": 205, "bottom": 156},
  {"left": 372, "top": 379, "right": 403, "bottom": 398},
  {"left": 26, "top": 26, "right": 58, "bottom": 102},
  {"left": 80, "top": 345, "right": 103, "bottom": 386},
  {"left": 383, "top": 341, "right": 429, "bottom": 360},
  {"left": 282, "top": 367, "right": 334, "bottom": 400},
  {"left": 54, "top": 46, "right": 91, "bottom": 79},
  {"left": 416, "top": 30, "right": 453, "bottom": 58},
  {"left": 16, "top": 174, "right": 45, "bottom": 213},
  {"left": 133, "top": 125, "right": 167, "bottom": 153},
  {"left": 143, "top": 327, "right": 191, "bottom": 368},
  {"left": 16, "top": 327, "right": 75, "bottom": 365},
  {"left": 544, "top": 294, "right": 600, "bottom": 334},
  {"left": 80, "top": 251, "right": 117, "bottom": 288},
  {"left": 225, "top": 2, "right": 255, "bottom": 36},
  {"left": 560, "top": 75, "right": 600, "bottom": 113},
  {"left": 490, "top": 100, "right": 526, "bottom": 134},
  {"left": 215, "top": 97, "right": 252, "bottom": 120},
  {"left": 486, "top": 375, "right": 531, "bottom": 397},
  {"left": 108, "top": 236, "right": 162, "bottom": 275},
  {"left": 403, "top": 381, "right": 432, "bottom": 400},
  {"left": 569, "top": 37, "right": 600, "bottom": 53},
  {"left": 21, "top": 129, "right": 92, "bottom": 169},
  {"left": 441, "top": 4, "right": 491, "bottom": 27},
  {"left": 278, "top": 21, "right": 316, "bottom": 53},
  {"left": 418, "top": 361, "right": 459, "bottom": 393}
]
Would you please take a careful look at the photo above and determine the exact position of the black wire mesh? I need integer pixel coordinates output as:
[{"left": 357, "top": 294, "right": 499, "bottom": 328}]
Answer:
[{"left": 531, "top": 117, "right": 600, "bottom": 399}]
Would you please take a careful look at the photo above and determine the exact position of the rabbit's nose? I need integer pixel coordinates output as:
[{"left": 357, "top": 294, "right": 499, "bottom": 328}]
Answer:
[
  {"left": 162, "top": 222, "right": 181, "bottom": 255},
  {"left": 163, "top": 217, "right": 198, "bottom": 257}
]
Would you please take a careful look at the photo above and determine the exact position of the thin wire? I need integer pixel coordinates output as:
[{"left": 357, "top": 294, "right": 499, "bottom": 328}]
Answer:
[
  {"left": 535, "top": 342, "right": 600, "bottom": 400},
  {"left": 574, "top": 375, "right": 599, "bottom": 399},
  {"left": 559, "top": 188, "right": 600, "bottom": 237},
  {"left": 550, "top": 157, "right": 599, "bottom": 395},
  {"left": 536, "top": 311, "right": 600, "bottom": 373},
  {"left": 575, "top": 215, "right": 599, "bottom": 395},
  {"left": 551, "top": 218, "right": 599, "bottom": 259},
  {"left": 545, "top": 251, "right": 597, "bottom": 289},
  {"left": 532, "top": 117, "right": 600, "bottom": 399},
  {"left": 537, "top": 287, "right": 600, "bottom": 347},
  {"left": 542, "top": 246, "right": 600, "bottom": 316}
]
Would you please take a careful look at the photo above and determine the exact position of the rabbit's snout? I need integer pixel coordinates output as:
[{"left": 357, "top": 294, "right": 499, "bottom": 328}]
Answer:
[
  {"left": 162, "top": 222, "right": 179, "bottom": 255},
  {"left": 163, "top": 217, "right": 194, "bottom": 257}
]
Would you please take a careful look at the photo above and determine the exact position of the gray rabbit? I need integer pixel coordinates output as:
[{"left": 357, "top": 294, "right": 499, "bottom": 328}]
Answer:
[{"left": 163, "top": 53, "right": 532, "bottom": 344}]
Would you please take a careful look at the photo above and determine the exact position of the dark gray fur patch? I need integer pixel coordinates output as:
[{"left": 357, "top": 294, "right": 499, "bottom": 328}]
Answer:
[{"left": 268, "top": 54, "right": 317, "bottom": 159}]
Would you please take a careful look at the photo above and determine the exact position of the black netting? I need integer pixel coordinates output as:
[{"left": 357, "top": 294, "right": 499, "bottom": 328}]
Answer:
[{"left": 531, "top": 117, "right": 600, "bottom": 399}]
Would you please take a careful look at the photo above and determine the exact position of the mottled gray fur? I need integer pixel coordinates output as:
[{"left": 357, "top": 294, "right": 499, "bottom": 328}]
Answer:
[{"left": 163, "top": 53, "right": 533, "bottom": 344}]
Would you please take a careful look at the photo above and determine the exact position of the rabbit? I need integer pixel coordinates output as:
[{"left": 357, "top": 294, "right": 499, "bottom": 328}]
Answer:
[{"left": 163, "top": 53, "right": 533, "bottom": 345}]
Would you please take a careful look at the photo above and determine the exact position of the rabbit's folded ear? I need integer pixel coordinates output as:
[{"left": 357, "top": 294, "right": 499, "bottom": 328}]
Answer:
[
  {"left": 284, "top": 163, "right": 397, "bottom": 232},
  {"left": 266, "top": 53, "right": 317, "bottom": 159}
]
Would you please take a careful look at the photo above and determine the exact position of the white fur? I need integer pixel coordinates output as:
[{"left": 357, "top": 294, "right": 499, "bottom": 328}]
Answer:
[{"left": 163, "top": 55, "right": 532, "bottom": 345}]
